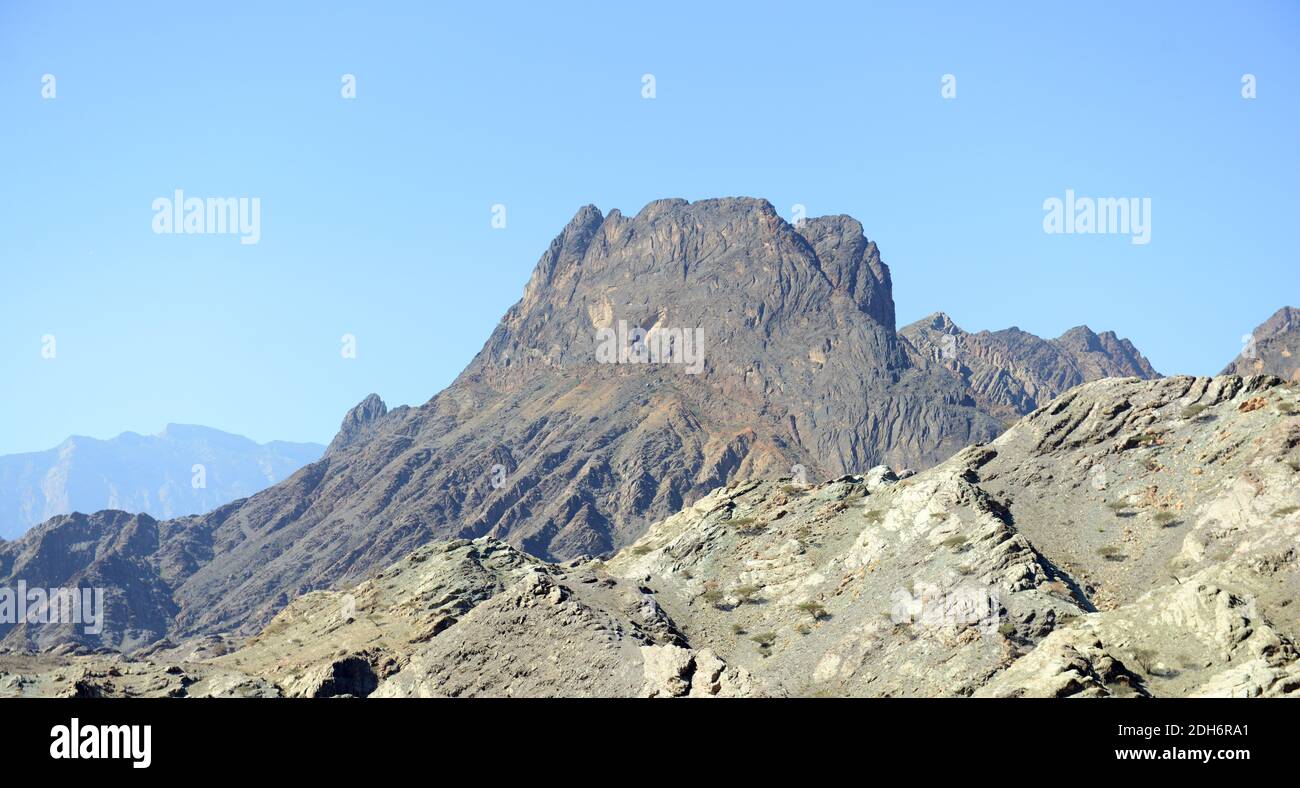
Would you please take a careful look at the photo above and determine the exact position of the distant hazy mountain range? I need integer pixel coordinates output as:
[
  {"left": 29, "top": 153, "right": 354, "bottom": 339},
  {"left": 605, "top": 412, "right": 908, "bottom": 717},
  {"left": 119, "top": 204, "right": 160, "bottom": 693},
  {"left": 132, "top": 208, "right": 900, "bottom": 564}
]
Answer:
[{"left": 0, "top": 426, "right": 324, "bottom": 540}]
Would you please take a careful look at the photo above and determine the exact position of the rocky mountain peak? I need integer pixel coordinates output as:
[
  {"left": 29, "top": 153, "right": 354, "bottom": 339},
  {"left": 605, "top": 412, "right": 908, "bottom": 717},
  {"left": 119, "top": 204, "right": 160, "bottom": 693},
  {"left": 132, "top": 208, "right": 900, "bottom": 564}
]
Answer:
[
  {"left": 328, "top": 394, "right": 388, "bottom": 453},
  {"left": 1055, "top": 325, "right": 1102, "bottom": 351},
  {"left": 1222, "top": 305, "right": 1300, "bottom": 381},
  {"left": 465, "top": 196, "right": 903, "bottom": 387},
  {"left": 1256, "top": 306, "right": 1298, "bottom": 339},
  {"left": 917, "top": 311, "right": 960, "bottom": 333}
]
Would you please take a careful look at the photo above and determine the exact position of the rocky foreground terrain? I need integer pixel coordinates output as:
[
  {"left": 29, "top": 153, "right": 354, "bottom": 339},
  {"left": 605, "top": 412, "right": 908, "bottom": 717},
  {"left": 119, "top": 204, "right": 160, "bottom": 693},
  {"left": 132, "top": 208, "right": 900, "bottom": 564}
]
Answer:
[
  {"left": 0, "top": 198, "right": 1157, "bottom": 649},
  {"left": 4, "top": 373, "right": 1295, "bottom": 697}
]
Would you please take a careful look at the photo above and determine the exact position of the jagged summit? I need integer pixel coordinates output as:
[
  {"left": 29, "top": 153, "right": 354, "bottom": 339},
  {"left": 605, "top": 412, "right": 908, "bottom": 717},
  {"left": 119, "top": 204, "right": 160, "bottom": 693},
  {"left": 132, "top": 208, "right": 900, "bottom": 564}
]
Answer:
[
  {"left": 1257, "top": 305, "right": 1299, "bottom": 338},
  {"left": 1056, "top": 324, "right": 1103, "bottom": 348},
  {"left": 468, "top": 196, "right": 899, "bottom": 387},
  {"left": 917, "top": 311, "right": 960, "bottom": 333},
  {"left": 1222, "top": 306, "right": 1299, "bottom": 381},
  {"left": 327, "top": 394, "right": 388, "bottom": 453}
]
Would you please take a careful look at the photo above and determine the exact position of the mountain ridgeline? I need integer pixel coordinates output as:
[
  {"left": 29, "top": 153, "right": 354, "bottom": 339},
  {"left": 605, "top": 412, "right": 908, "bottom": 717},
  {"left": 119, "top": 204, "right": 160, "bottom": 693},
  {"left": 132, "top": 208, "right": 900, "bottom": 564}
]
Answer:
[
  {"left": 900, "top": 311, "right": 1158, "bottom": 421},
  {"left": 1, "top": 197, "right": 1160, "bottom": 650}
]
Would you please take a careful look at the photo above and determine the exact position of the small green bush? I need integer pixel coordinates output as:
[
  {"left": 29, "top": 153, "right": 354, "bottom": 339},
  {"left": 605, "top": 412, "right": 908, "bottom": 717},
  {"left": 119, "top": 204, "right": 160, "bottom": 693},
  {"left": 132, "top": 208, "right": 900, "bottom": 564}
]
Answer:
[
  {"left": 795, "top": 601, "right": 828, "bottom": 621},
  {"left": 1131, "top": 647, "right": 1159, "bottom": 673},
  {"left": 729, "top": 515, "right": 766, "bottom": 535},
  {"left": 700, "top": 588, "right": 725, "bottom": 608}
]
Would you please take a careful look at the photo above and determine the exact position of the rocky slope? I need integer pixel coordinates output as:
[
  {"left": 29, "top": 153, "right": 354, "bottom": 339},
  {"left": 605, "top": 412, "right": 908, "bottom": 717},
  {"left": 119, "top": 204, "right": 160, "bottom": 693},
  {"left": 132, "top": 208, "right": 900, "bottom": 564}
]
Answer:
[
  {"left": 1221, "top": 306, "right": 1299, "bottom": 382},
  {"left": 0, "top": 425, "right": 323, "bottom": 540},
  {"left": 0, "top": 198, "right": 1156, "bottom": 648},
  {"left": 900, "top": 312, "right": 1158, "bottom": 421},
  {"left": 0, "top": 511, "right": 177, "bottom": 652},
  {"left": 5, "top": 374, "right": 1294, "bottom": 697}
]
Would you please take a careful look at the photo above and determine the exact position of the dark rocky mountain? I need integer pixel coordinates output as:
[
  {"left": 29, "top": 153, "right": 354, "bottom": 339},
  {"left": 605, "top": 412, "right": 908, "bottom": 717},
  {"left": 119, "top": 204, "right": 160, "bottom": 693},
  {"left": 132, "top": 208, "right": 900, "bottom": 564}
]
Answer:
[
  {"left": 0, "top": 511, "right": 176, "bottom": 651},
  {"left": 0, "top": 197, "right": 1160, "bottom": 648},
  {"left": 1221, "top": 306, "right": 1299, "bottom": 381},
  {"left": 0, "top": 426, "right": 324, "bottom": 540},
  {"left": 900, "top": 312, "right": 1158, "bottom": 421}
]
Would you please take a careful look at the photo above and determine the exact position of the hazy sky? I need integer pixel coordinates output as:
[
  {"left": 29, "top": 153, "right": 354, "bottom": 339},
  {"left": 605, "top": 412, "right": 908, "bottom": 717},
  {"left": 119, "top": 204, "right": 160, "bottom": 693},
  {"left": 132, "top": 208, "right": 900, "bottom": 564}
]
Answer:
[{"left": 1, "top": 1, "right": 1297, "bottom": 455}]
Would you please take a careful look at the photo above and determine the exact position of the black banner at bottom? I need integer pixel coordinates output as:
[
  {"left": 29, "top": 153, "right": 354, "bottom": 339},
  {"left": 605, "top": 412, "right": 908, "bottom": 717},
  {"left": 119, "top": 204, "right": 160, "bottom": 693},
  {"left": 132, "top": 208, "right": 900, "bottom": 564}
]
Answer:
[{"left": 0, "top": 698, "right": 1281, "bottom": 776}]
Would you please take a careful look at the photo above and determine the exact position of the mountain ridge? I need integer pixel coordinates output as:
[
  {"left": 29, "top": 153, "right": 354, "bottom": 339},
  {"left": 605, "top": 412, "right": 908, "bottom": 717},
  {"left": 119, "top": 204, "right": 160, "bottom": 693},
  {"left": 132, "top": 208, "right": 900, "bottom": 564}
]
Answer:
[
  {"left": 0, "top": 196, "right": 1164, "bottom": 649},
  {"left": 900, "top": 310, "right": 1158, "bottom": 420}
]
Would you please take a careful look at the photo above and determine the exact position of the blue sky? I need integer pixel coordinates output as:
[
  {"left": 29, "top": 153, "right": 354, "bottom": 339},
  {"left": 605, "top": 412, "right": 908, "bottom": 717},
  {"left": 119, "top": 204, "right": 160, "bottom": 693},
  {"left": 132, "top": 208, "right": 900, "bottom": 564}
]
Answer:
[{"left": 1, "top": 1, "right": 1297, "bottom": 455}]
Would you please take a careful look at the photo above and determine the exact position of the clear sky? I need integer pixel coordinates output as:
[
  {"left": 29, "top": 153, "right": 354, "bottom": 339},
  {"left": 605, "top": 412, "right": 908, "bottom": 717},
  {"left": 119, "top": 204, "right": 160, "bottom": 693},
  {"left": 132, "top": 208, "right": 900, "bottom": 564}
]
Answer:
[{"left": 1, "top": 1, "right": 1297, "bottom": 455}]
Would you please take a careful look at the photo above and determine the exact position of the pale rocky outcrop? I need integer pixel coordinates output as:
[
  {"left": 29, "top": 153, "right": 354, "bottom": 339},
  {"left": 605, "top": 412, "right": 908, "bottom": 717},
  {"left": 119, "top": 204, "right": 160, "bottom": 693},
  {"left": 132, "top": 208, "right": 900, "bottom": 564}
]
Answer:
[{"left": 3, "top": 374, "right": 1296, "bottom": 698}]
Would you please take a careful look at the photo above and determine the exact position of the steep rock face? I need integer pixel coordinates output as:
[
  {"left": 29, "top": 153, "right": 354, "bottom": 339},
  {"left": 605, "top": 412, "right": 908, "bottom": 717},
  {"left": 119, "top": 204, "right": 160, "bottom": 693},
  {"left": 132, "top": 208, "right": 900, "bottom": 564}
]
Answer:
[
  {"left": 326, "top": 394, "right": 388, "bottom": 454},
  {"left": 900, "top": 312, "right": 1159, "bottom": 420},
  {"left": 435, "top": 198, "right": 998, "bottom": 558},
  {"left": 1221, "top": 306, "right": 1299, "bottom": 381},
  {"left": 0, "top": 511, "right": 179, "bottom": 652},
  {"left": 0, "top": 426, "right": 324, "bottom": 540}
]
